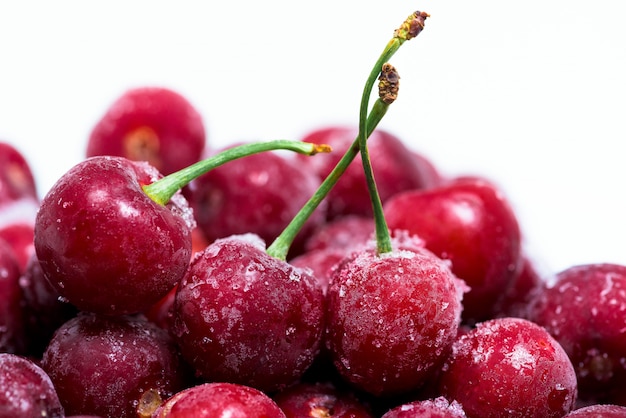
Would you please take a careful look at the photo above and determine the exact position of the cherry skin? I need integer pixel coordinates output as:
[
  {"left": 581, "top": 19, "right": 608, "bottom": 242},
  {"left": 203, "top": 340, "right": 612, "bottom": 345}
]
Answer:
[
  {"left": 152, "top": 382, "right": 287, "bottom": 418},
  {"left": 86, "top": 86, "right": 207, "bottom": 176},
  {"left": 0, "top": 141, "right": 39, "bottom": 205},
  {"left": 296, "top": 125, "right": 438, "bottom": 220},
  {"left": 0, "top": 238, "right": 27, "bottom": 354},
  {"left": 34, "top": 155, "right": 194, "bottom": 315},
  {"left": 185, "top": 147, "right": 326, "bottom": 258},
  {"left": 172, "top": 233, "right": 325, "bottom": 393},
  {"left": 18, "top": 253, "right": 79, "bottom": 357},
  {"left": 380, "top": 397, "right": 467, "bottom": 418},
  {"left": 41, "top": 313, "right": 190, "bottom": 418},
  {"left": 438, "top": 317, "right": 578, "bottom": 418},
  {"left": 563, "top": 404, "right": 626, "bottom": 417},
  {"left": 273, "top": 382, "right": 375, "bottom": 418},
  {"left": 526, "top": 263, "right": 626, "bottom": 404},
  {"left": 383, "top": 176, "right": 523, "bottom": 324},
  {"left": 325, "top": 235, "right": 466, "bottom": 397},
  {"left": 0, "top": 353, "right": 64, "bottom": 418}
]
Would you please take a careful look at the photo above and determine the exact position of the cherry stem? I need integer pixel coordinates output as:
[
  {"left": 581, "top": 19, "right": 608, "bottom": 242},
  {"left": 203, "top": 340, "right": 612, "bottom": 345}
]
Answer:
[
  {"left": 357, "top": 10, "right": 429, "bottom": 255},
  {"left": 143, "top": 140, "right": 331, "bottom": 206},
  {"left": 266, "top": 98, "right": 390, "bottom": 261}
]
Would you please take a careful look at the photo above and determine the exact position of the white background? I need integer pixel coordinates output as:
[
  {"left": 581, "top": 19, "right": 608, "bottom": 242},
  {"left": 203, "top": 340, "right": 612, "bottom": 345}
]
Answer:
[{"left": 1, "top": 1, "right": 625, "bottom": 276}]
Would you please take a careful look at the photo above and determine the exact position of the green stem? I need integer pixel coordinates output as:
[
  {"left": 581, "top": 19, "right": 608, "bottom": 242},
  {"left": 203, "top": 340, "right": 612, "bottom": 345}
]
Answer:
[
  {"left": 143, "top": 140, "right": 331, "bottom": 206},
  {"left": 266, "top": 99, "right": 390, "bottom": 260},
  {"left": 357, "top": 11, "right": 430, "bottom": 255}
]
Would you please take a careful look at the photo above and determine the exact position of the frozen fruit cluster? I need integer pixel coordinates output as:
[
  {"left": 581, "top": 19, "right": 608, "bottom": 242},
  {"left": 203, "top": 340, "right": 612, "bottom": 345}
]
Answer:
[{"left": 1, "top": 15, "right": 625, "bottom": 418}]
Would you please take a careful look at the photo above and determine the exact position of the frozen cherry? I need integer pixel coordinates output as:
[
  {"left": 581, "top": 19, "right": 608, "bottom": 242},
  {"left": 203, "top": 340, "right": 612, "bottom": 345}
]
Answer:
[
  {"left": 0, "top": 141, "right": 38, "bottom": 205},
  {"left": 34, "top": 156, "right": 194, "bottom": 315},
  {"left": 0, "top": 238, "right": 27, "bottom": 354},
  {"left": 0, "top": 353, "right": 64, "bottom": 418},
  {"left": 438, "top": 317, "right": 578, "bottom": 418},
  {"left": 172, "top": 233, "right": 325, "bottom": 393},
  {"left": 325, "top": 236, "right": 465, "bottom": 397},
  {"left": 185, "top": 147, "right": 326, "bottom": 258},
  {"left": 153, "top": 382, "right": 286, "bottom": 418},
  {"left": 296, "top": 126, "right": 437, "bottom": 219},
  {"left": 273, "top": 381, "right": 375, "bottom": 418},
  {"left": 41, "top": 312, "right": 190, "bottom": 418},
  {"left": 383, "top": 176, "right": 523, "bottom": 323},
  {"left": 86, "top": 86, "right": 207, "bottom": 176},
  {"left": 304, "top": 215, "right": 375, "bottom": 253},
  {"left": 526, "top": 263, "right": 626, "bottom": 404},
  {"left": 380, "top": 397, "right": 467, "bottom": 418},
  {"left": 563, "top": 404, "right": 626, "bottom": 417}
]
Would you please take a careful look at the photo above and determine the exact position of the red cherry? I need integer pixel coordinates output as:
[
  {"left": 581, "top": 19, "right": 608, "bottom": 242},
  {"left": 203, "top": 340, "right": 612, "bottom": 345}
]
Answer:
[
  {"left": 0, "top": 141, "right": 39, "bottom": 205},
  {"left": 0, "top": 238, "right": 27, "bottom": 354},
  {"left": 438, "top": 317, "right": 577, "bottom": 418},
  {"left": 153, "top": 382, "right": 287, "bottom": 418},
  {"left": 526, "top": 263, "right": 626, "bottom": 404},
  {"left": 0, "top": 353, "right": 64, "bottom": 418},
  {"left": 297, "top": 126, "right": 438, "bottom": 219},
  {"left": 186, "top": 148, "right": 326, "bottom": 258},
  {"left": 86, "top": 86, "right": 206, "bottom": 176},
  {"left": 325, "top": 236, "right": 465, "bottom": 397},
  {"left": 273, "top": 381, "right": 375, "bottom": 418},
  {"left": 380, "top": 397, "right": 467, "bottom": 418},
  {"left": 172, "top": 234, "right": 325, "bottom": 393},
  {"left": 41, "top": 313, "right": 190, "bottom": 418},
  {"left": 383, "top": 176, "right": 523, "bottom": 323},
  {"left": 34, "top": 156, "right": 193, "bottom": 315}
]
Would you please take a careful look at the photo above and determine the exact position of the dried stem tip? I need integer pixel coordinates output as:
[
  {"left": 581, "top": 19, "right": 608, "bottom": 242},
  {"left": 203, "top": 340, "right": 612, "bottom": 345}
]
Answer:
[
  {"left": 394, "top": 11, "right": 430, "bottom": 41},
  {"left": 378, "top": 63, "right": 400, "bottom": 104}
]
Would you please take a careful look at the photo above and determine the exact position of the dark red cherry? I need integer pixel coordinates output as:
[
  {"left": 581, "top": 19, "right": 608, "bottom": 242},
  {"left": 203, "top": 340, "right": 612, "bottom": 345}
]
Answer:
[
  {"left": 563, "top": 404, "right": 626, "bottom": 417},
  {"left": 19, "top": 253, "right": 79, "bottom": 357},
  {"left": 526, "top": 263, "right": 626, "bottom": 404},
  {"left": 304, "top": 215, "right": 375, "bottom": 253},
  {"left": 153, "top": 382, "right": 287, "bottom": 418},
  {"left": 172, "top": 234, "right": 325, "bottom": 393},
  {"left": 384, "top": 176, "right": 523, "bottom": 323},
  {"left": 41, "top": 313, "right": 190, "bottom": 418},
  {"left": 86, "top": 86, "right": 207, "bottom": 176},
  {"left": 438, "top": 317, "right": 577, "bottom": 418},
  {"left": 0, "top": 353, "right": 64, "bottom": 418},
  {"left": 186, "top": 148, "right": 326, "bottom": 258},
  {"left": 273, "top": 381, "right": 375, "bottom": 418},
  {"left": 296, "top": 126, "right": 438, "bottom": 219},
  {"left": 0, "top": 238, "right": 27, "bottom": 354},
  {"left": 34, "top": 156, "right": 193, "bottom": 315},
  {"left": 0, "top": 141, "right": 38, "bottom": 205},
  {"left": 325, "top": 236, "right": 465, "bottom": 397},
  {"left": 380, "top": 397, "right": 467, "bottom": 418}
]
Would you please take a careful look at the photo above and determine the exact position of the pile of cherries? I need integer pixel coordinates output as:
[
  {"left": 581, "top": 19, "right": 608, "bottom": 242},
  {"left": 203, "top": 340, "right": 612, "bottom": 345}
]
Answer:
[{"left": 2, "top": 11, "right": 626, "bottom": 418}]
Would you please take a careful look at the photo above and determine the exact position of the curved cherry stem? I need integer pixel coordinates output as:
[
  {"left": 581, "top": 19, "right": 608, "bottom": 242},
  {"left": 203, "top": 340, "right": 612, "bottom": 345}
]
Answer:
[
  {"left": 266, "top": 99, "right": 390, "bottom": 261},
  {"left": 143, "top": 140, "right": 331, "bottom": 206},
  {"left": 357, "top": 10, "right": 429, "bottom": 255}
]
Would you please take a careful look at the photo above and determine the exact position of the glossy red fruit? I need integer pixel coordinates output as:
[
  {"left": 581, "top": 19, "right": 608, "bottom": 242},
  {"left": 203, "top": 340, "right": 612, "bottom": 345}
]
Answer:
[
  {"left": 563, "top": 404, "right": 626, "bottom": 417},
  {"left": 384, "top": 176, "right": 523, "bottom": 323},
  {"left": 0, "top": 141, "right": 38, "bottom": 205},
  {"left": 526, "top": 263, "right": 626, "bottom": 404},
  {"left": 34, "top": 156, "right": 194, "bottom": 315},
  {"left": 185, "top": 148, "right": 326, "bottom": 258},
  {"left": 325, "top": 236, "right": 466, "bottom": 397},
  {"left": 304, "top": 215, "right": 375, "bottom": 253},
  {"left": 86, "top": 86, "right": 206, "bottom": 176},
  {"left": 380, "top": 397, "right": 467, "bottom": 418},
  {"left": 438, "top": 317, "right": 577, "bottom": 418},
  {"left": 0, "top": 238, "right": 27, "bottom": 354},
  {"left": 41, "top": 313, "right": 190, "bottom": 418},
  {"left": 172, "top": 234, "right": 325, "bottom": 393},
  {"left": 0, "top": 353, "right": 64, "bottom": 418},
  {"left": 153, "top": 382, "right": 287, "bottom": 418},
  {"left": 297, "top": 126, "right": 439, "bottom": 219},
  {"left": 274, "top": 382, "right": 375, "bottom": 418}
]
